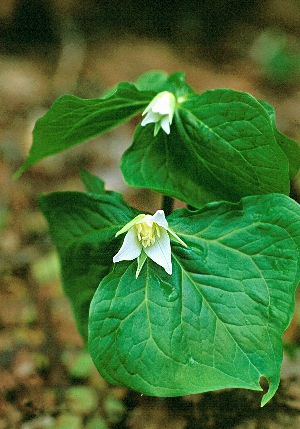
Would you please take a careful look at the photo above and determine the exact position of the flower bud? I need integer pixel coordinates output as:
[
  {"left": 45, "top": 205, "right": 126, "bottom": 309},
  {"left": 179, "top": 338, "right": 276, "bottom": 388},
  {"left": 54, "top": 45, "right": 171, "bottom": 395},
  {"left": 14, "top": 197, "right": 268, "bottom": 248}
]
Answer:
[{"left": 141, "top": 91, "right": 176, "bottom": 136}]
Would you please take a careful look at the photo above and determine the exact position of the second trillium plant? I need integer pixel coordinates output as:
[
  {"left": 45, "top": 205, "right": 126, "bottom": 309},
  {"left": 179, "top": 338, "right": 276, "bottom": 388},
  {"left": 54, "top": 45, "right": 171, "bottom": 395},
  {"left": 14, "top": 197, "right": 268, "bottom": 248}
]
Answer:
[{"left": 17, "top": 70, "right": 300, "bottom": 406}]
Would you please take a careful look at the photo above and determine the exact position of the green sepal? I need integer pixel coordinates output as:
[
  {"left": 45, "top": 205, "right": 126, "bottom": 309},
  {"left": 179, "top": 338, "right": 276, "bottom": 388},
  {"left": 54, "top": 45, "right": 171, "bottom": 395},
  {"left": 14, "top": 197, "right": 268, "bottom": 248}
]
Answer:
[
  {"left": 115, "top": 214, "right": 146, "bottom": 237},
  {"left": 165, "top": 227, "right": 187, "bottom": 247},
  {"left": 136, "top": 251, "right": 147, "bottom": 278}
]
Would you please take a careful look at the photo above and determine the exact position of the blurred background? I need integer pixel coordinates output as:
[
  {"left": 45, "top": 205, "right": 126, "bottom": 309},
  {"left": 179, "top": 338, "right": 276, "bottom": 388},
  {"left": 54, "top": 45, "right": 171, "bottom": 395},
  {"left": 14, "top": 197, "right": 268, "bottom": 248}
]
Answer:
[{"left": 1, "top": 1, "right": 300, "bottom": 428}]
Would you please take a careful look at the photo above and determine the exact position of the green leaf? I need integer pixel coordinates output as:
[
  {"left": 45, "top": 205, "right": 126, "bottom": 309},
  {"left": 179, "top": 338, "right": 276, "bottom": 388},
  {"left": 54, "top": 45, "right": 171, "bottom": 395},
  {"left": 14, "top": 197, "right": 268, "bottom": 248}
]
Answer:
[
  {"left": 134, "top": 70, "right": 169, "bottom": 92},
  {"left": 39, "top": 179, "right": 139, "bottom": 342},
  {"left": 135, "top": 71, "right": 194, "bottom": 98},
  {"left": 121, "top": 89, "right": 290, "bottom": 207},
  {"left": 15, "top": 83, "right": 154, "bottom": 177},
  {"left": 161, "top": 71, "right": 195, "bottom": 98},
  {"left": 89, "top": 194, "right": 300, "bottom": 405},
  {"left": 259, "top": 100, "right": 300, "bottom": 179},
  {"left": 80, "top": 169, "right": 105, "bottom": 194}
]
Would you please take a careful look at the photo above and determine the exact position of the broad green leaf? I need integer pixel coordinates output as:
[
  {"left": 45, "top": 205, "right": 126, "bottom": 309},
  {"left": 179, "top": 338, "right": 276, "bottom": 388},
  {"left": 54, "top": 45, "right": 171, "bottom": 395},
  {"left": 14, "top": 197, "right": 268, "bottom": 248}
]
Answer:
[
  {"left": 121, "top": 89, "right": 290, "bottom": 207},
  {"left": 89, "top": 194, "right": 300, "bottom": 405},
  {"left": 15, "top": 83, "right": 154, "bottom": 177},
  {"left": 39, "top": 182, "right": 139, "bottom": 342},
  {"left": 259, "top": 100, "right": 300, "bottom": 179}
]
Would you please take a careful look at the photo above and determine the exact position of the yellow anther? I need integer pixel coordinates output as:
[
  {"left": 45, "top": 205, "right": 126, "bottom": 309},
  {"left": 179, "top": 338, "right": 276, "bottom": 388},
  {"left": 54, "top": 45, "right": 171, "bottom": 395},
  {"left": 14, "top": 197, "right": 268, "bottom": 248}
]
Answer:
[{"left": 135, "top": 221, "right": 158, "bottom": 248}]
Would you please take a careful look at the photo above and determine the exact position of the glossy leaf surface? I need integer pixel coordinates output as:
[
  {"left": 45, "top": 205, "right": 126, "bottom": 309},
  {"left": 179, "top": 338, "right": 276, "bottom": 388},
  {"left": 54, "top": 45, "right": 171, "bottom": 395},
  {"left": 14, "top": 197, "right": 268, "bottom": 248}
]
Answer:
[
  {"left": 89, "top": 194, "right": 300, "bottom": 405},
  {"left": 122, "top": 89, "right": 290, "bottom": 206}
]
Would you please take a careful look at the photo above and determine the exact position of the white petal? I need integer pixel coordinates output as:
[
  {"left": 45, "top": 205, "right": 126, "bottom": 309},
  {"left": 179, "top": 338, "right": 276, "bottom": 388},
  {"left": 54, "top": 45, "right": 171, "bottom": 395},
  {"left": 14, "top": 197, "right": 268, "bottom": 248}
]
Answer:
[
  {"left": 142, "top": 95, "right": 159, "bottom": 115},
  {"left": 141, "top": 111, "right": 161, "bottom": 126},
  {"left": 150, "top": 209, "right": 168, "bottom": 228},
  {"left": 152, "top": 93, "right": 172, "bottom": 114},
  {"left": 144, "top": 227, "right": 172, "bottom": 274},
  {"left": 113, "top": 229, "right": 142, "bottom": 262},
  {"left": 160, "top": 115, "right": 170, "bottom": 134}
]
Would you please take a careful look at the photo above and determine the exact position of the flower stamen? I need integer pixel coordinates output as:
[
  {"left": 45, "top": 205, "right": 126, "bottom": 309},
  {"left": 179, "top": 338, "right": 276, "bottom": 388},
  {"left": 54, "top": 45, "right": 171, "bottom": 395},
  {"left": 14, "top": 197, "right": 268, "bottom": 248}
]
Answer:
[{"left": 135, "top": 221, "right": 157, "bottom": 248}]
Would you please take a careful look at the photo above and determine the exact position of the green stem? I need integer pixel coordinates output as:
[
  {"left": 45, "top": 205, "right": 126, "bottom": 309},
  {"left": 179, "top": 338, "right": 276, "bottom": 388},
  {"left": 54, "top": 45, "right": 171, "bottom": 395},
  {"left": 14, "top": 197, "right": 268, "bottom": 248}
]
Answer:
[{"left": 162, "top": 195, "right": 174, "bottom": 216}]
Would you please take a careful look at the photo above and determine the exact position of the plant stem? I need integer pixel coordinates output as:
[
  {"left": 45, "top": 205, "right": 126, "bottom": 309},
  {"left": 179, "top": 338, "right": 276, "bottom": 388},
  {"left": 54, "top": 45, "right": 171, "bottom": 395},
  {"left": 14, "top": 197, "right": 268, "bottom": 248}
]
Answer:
[{"left": 162, "top": 195, "right": 174, "bottom": 216}]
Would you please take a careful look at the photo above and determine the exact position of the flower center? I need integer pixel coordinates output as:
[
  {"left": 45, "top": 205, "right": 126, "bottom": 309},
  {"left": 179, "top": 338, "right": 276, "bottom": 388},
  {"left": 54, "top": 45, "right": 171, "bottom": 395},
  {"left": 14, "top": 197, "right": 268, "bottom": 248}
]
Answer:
[{"left": 135, "top": 221, "right": 160, "bottom": 248}]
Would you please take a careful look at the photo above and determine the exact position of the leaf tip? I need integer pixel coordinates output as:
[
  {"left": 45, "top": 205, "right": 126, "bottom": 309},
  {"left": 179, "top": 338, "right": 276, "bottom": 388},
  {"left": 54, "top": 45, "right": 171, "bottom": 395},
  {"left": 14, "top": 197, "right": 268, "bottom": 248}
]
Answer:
[{"left": 260, "top": 376, "right": 278, "bottom": 407}]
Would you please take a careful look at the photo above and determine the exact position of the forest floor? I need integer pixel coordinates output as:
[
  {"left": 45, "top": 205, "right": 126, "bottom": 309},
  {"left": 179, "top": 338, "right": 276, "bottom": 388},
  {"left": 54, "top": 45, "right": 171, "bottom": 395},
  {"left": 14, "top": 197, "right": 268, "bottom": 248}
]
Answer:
[{"left": 1, "top": 35, "right": 300, "bottom": 428}]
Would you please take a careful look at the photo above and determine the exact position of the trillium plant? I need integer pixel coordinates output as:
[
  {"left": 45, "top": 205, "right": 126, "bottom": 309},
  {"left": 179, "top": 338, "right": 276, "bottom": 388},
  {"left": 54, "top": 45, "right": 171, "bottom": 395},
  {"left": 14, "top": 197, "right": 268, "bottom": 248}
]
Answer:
[{"left": 16, "top": 71, "right": 300, "bottom": 406}]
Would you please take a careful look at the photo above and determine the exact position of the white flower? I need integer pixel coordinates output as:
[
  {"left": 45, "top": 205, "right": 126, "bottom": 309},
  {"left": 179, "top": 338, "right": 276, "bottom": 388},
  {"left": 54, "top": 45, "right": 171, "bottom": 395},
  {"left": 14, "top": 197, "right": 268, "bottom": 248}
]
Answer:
[
  {"left": 141, "top": 91, "right": 176, "bottom": 136},
  {"left": 113, "top": 210, "right": 186, "bottom": 277}
]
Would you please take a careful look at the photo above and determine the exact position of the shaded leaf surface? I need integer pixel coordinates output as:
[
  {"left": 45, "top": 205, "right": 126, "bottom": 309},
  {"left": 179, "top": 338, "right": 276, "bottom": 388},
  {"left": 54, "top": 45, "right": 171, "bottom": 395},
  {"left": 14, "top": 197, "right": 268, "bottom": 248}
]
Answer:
[
  {"left": 39, "top": 186, "right": 139, "bottom": 342},
  {"left": 89, "top": 194, "right": 300, "bottom": 405}
]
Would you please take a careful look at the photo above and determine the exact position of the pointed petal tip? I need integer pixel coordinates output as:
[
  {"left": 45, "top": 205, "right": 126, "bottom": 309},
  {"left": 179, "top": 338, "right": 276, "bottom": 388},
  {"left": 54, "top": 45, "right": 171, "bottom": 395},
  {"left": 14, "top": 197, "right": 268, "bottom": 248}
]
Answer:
[
  {"left": 166, "top": 266, "right": 172, "bottom": 275},
  {"left": 160, "top": 115, "right": 171, "bottom": 134},
  {"left": 113, "top": 229, "right": 142, "bottom": 263},
  {"left": 144, "top": 228, "right": 172, "bottom": 274},
  {"left": 151, "top": 210, "right": 168, "bottom": 228}
]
